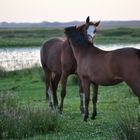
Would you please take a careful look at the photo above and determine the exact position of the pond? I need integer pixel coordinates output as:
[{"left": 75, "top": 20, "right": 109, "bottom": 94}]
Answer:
[
  {"left": 0, "top": 47, "right": 40, "bottom": 71},
  {"left": 0, "top": 44, "right": 140, "bottom": 71}
]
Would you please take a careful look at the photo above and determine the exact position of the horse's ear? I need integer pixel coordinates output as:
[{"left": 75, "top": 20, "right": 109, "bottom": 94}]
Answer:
[
  {"left": 86, "top": 16, "right": 90, "bottom": 23},
  {"left": 94, "top": 21, "right": 100, "bottom": 27}
]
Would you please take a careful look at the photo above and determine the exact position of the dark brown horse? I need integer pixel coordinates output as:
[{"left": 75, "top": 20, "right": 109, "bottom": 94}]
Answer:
[
  {"left": 40, "top": 17, "right": 100, "bottom": 113},
  {"left": 64, "top": 21, "right": 140, "bottom": 121},
  {"left": 40, "top": 38, "right": 76, "bottom": 112}
]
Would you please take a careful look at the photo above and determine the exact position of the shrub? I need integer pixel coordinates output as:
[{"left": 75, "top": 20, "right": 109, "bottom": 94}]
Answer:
[
  {"left": 0, "top": 92, "right": 62, "bottom": 139},
  {"left": 114, "top": 107, "right": 140, "bottom": 140}
]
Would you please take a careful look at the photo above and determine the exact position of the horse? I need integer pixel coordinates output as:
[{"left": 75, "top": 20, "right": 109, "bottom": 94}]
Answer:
[
  {"left": 40, "top": 16, "right": 100, "bottom": 113},
  {"left": 64, "top": 21, "right": 140, "bottom": 121}
]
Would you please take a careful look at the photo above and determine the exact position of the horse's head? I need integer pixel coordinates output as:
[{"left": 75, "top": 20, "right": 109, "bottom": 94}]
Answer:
[
  {"left": 76, "top": 16, "right": 100, "bottom": 43},
  {"left": 64, "top": 17, "right": 100, "bottom": 48}
]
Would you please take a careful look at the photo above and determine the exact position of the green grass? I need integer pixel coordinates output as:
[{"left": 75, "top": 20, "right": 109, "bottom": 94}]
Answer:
[
  {"left": 0, "top": 92, "right": 62, "bottom": 139},
  {"left": 0, "top": 27, "right": 64, "bottom": 47},
  {"left": 94, "top": 27, "right": 140, "bottom": 44},
  {"left": 0, "top": 27, "right": 140, "bottom": 48},
  {"left": 114, "top": 108, "right": 140, "bottom": 140},
  {"left": 0, "top": 67, "right": 140, "bottom": 139}
]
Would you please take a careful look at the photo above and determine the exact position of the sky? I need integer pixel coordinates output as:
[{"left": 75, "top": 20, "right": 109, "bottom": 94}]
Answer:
[{"left": 0, "top": 0, "right": 140, "bottom": 22}]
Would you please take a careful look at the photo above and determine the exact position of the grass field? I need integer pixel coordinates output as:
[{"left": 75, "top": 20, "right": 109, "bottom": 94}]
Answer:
[
  {"left": 0, "top": 27, "right": 140, "bottom": 139},
  {"left": 0, "top": 67, "right": 140, "bottom": 139},
  {"left": 0, "top": 27, "right": 140, "bottom": 48}
]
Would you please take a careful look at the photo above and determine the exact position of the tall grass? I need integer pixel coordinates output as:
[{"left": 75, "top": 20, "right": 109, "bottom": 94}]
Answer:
[
  {"left": 0, "top": 91, "right": 62, "bottom": 139},
  {"left": 0, "top": 27, "right": 140, "bottom": 47},
  {"left": 0, "top": 27, "right": 64, "bottom": 47},
  {"left": 114, "top": 107, "right": 140, "bottom": 140},
  {"left": 0, "top": 65, "right": 43, "bottom": 78}
]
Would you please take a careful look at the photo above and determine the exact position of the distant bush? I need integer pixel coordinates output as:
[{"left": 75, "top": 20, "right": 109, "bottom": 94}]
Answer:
[
  {"left": 114, "top": 107, "right": 140, "bottom": 140},
  {"left": 0, "top": 91, "right": 62, "bottom": 139}
]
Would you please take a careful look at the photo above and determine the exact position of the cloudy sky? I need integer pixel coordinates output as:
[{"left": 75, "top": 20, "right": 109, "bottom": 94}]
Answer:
[{"left": 0, "top": 0, "right": 140, "bottom": 22}]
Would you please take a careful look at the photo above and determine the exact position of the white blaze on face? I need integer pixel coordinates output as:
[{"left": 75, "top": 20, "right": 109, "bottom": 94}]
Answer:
[{"left": 87, "top": 25, "right": 96, "bottom": 42}]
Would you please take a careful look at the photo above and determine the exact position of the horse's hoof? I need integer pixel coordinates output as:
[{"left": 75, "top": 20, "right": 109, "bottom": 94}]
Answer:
[
  {"left": 59, "top": 111, "right": 63, "bottom": 114},
  {"left": 80, "top": 109, "right": 84, "bottom": 114},
  {"left": 91, "top": 116, "right": 96, "bottom": 120},
  {"left": 83, "top": 115, "right": 88, "bottom": 122},
  {"left": 58, "top": 106, "right": 62, "bottom": 114},
  {"left": 54, "top": 107, "right": 59, "bottom": 113},
  {"left": 49, "top": 106, "right": 53, "bottom": 111},
  {"left": 59, "top": 109, "right": 63, "bottom": 114},
  {"left": 83, "top": 118, "right": 87, "bottom": 122}
]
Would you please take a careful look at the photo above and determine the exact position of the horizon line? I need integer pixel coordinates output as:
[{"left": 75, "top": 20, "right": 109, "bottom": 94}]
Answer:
[{"left": 0, "top": 19, "right": 140, "bottom": 24}]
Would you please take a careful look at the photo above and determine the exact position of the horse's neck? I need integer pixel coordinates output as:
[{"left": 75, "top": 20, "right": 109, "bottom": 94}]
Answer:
[
  {"left": 91, "top": 44, "right": 104, "bottom": 54},
  {"left": 73, "top": 43, "right": 104, "bottom": 61}
]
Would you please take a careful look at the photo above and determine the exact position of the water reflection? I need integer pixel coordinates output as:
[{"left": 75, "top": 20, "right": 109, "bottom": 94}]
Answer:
[
  {"left": 98, "top": 44, "right": 140, "bottom": 50},
  {"left": 0, "top": 44, "right": 140, "bottom": 71},
  {"left": 0, "top": 47, "right": 40, "bottom": 71}
]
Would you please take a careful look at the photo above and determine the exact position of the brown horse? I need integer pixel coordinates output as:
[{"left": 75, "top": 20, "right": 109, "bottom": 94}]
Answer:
[
  {"left": 40, "top": 38, "right": 77, "bottom": 112},
  {"left": 40, "top": 17, "right": 100, "bottom": 113},
  {"left": 64, "top": 21, "right": 140, "bottom": 121}
]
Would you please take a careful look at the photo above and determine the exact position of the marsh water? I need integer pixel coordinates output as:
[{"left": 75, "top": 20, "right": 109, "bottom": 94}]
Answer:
[
  {"left": 0, "top": 44, "right": 140, "bottom": 71},
  {"left": 0, "top": 47, "right": 40, "bottom": 71}
]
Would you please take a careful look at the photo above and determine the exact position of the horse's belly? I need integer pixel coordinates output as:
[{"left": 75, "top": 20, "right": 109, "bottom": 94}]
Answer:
[{"left": 93, "top": 76, "right": 123, "bottom": 86}]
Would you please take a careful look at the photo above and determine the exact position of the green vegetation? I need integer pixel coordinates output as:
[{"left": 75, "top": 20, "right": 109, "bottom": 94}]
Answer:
[
  {"left": 0, "top": 26, "right": 140, "bottom": 139},
  {"left": 0, "top": 27, "right": 140, "bottom": 48},
  {"left": 0, "top": 28, "right": 64, "bottom": 47},
  {"left": 95, "top": 27, "right": 140, "bottom": 44},
  {"left": 0, "top": 92, "right": 62, "bottom": 139},
  {"left": 0, "top": 66, "right": 140, "bottom": 139},
  {"left": 114, "top": 108, "right": 140, "bottom": 140}
]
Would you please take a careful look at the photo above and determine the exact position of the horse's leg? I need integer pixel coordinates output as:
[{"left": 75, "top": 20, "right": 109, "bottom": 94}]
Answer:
[
  {"left": 78, "top": 78, "right": 84, "bottom": 114},
  {"left": 47, "top": 86, "right": 53, "bottom": 110},
  {"left": 126, "top": 78, "right": 140, "bottom": 102},
  {"left": 81, "top": 79, "right": 90, "bottom": 121},
  {"left": 59, "top": 72, "right": 68, "bottom": 114},
  {"left": 44, "top": 70, "right": 53, "bottom": 109},
  {"left": 51, "top": 74, "right": 61, "bottom": 110},
  {"left": 91, "top": 84, "right": 98, "bottom": 120}
]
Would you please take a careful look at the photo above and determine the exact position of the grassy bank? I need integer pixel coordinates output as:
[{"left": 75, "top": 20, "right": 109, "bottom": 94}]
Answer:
[
  {"left": 0, "top": 28, "right": 63, "bottom": 47},
  {"left": 0, "top": 27, "right": 140, "bottom": 48},
  {"left": 0, "top": 67, "right": 140, "bottom": 139},
  {"left": 95, "top": 27, "right": 140, "bottom": 44},
  {"left": 0, "top": 92, "right": 62, "bottom": 139}
]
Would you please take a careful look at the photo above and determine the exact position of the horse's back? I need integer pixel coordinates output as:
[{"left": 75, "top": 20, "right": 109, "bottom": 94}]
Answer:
[
  {"left": 111, "top": 48, "right": 140, "bottom": 64},
  {"left": 40, "top": 37, "right": 65, "bottom": 73},
  {"left": 110, "top": 48, "right": 140, "bottom": 78}
]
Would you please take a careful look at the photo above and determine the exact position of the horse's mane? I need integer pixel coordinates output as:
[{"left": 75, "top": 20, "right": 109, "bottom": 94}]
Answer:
[
  {"left": 69, "top": 27, "right": 90, "bottom": 48},
  {"left": 135, "top": 49, "right": 140, "bottom": 59}
]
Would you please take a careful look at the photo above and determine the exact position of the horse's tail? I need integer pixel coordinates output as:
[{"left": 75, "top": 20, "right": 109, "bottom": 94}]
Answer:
[{"left": 40, "top": 45, "right": 46, "bottom": 68}]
